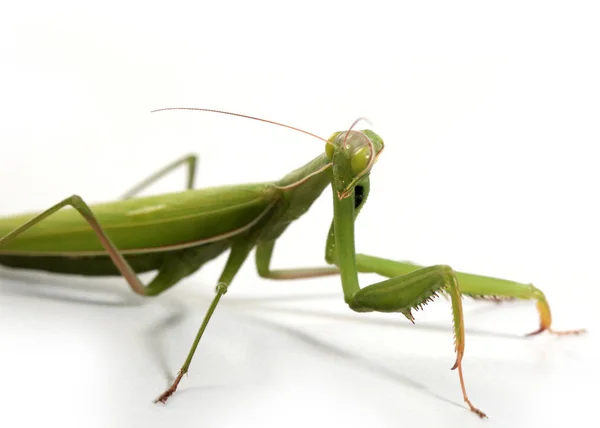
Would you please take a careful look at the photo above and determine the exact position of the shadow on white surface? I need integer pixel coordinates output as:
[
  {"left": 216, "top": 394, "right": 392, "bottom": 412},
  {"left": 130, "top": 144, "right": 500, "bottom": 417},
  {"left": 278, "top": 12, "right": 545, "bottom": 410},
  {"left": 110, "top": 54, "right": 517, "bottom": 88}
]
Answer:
[{"left": 0, "top": 270, "right": 594, "bottom": 428}]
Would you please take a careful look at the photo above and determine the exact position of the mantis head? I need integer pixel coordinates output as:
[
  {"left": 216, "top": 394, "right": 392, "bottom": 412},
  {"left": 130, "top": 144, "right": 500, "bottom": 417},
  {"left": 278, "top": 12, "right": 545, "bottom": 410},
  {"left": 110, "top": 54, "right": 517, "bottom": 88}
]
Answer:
[
  {"left": 150, "top": 107, "right": 385, "bottom": 200},
  {"left": 326, "top": 129, "right": 385, "bottom": 200}
]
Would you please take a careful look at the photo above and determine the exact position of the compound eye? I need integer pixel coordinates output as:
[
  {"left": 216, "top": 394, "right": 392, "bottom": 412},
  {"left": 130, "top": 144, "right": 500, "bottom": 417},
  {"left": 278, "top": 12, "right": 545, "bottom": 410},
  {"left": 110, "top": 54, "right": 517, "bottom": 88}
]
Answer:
[
  {"left": 325, "top": 142, "right": 335, "bottom": 160},
  {"left": 325, "top": 131, "right": 342, "bottom": 160},
  {"left": 350, "top": 146, "right": 371, "bottom": 175}
]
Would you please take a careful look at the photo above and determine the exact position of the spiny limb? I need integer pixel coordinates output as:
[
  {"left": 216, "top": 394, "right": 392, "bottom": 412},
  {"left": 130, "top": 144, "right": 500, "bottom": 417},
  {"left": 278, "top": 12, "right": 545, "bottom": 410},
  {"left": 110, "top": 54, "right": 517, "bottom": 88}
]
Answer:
[
  {"left": 467, "top": 295, "right": 517, "bottom": 303},
  {"left": 354, "top": 254, "right": 585, "bottom": 337},
  {"left": 349, "top": 262, "right": 486, "bottom": 418},
  {"left": 255, "top": 240, "right": 339, "bottom": 280},
  {"left": 120, "top": 154, "right": 198, "bottom": 200},
  {"left": 454, "top": 271, "right": 586, "bottom": 337},
  {"left": 155, "top": 240, "right": 253, "bottom": 404}
]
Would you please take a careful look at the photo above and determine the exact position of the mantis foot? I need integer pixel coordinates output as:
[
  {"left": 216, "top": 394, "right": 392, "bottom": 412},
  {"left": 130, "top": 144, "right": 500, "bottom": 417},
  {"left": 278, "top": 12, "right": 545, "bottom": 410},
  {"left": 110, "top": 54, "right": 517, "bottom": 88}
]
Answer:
[
  {"left": 454, "top": 351, "right": 488, "bottom": 419},
  {"left": 154, "top": 370, "right": 185, "bottom": 404},
  {"left": 468, "top": 404, "right": 488, "bottom": 419},
  {"left": 525, "top": 327, "right": 587, "bottom": 337},
  {"left": 524, "top": 298, "right": 587, "bottom": 337}
]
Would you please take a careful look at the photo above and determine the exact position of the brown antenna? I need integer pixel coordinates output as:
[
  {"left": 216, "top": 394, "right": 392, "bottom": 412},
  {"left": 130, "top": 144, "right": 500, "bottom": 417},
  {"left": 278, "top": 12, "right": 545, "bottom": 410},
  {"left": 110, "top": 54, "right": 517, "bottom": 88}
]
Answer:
[
  {"left": 151, "top": 107, "right": 327, "bottom": 143},
  {"left": 342, "top": 116, "right": 372, "bottom": 149}
]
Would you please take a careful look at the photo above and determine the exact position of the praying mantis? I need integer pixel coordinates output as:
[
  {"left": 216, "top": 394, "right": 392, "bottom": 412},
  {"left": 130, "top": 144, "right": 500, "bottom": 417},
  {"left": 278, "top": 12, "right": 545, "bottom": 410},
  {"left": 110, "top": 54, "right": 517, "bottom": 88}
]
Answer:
[{"left": 0, "top": 108, "right": 585, "bottom": 418}]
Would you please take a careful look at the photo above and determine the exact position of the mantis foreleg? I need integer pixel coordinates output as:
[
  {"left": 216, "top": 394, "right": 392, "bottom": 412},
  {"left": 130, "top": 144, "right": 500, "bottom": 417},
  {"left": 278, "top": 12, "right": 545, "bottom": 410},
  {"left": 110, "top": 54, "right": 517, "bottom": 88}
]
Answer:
[
  {"left": 326, "top": 187, "right": 584, "bottom": 418},
  {"left": 354, "top": 254, "right": 586, "bottom": 337},
  {"left": 351, "top": 263, "right": 485, "bottom": 417}
]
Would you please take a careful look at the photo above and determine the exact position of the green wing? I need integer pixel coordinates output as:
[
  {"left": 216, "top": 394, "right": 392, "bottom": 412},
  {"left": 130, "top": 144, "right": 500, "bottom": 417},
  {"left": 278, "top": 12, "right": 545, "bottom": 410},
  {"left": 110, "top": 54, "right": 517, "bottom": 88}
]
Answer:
[{"left": 0, "top": 183, "right": 277, "bottom": 254}]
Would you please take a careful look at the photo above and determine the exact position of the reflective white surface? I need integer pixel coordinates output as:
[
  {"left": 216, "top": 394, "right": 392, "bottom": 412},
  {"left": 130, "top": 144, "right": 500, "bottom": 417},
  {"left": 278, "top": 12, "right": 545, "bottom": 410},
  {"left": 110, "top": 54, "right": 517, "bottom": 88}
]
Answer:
[
  {"left": 1, "top": 1, "right": 598, "bottom": 427},
  {"left": 0, "top": 273, "right": 596, "bottom": 428}
]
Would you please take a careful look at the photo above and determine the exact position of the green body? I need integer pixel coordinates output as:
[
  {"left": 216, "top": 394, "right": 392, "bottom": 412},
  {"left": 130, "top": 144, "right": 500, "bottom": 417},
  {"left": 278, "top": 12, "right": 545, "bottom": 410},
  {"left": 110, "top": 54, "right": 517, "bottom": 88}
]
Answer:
[
  {"left": 0, "top": 123, "right": 582, "bottom": 417},
  {"left": 0, "top": 154, "right": 330, "bottom": 276}
]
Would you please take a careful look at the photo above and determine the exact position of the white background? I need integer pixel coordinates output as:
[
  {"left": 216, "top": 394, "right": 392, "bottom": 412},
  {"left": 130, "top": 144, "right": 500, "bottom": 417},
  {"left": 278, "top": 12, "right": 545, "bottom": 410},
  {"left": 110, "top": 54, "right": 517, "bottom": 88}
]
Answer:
[{"left": 0, "top": 1, "right": 598, "bottom": 427}]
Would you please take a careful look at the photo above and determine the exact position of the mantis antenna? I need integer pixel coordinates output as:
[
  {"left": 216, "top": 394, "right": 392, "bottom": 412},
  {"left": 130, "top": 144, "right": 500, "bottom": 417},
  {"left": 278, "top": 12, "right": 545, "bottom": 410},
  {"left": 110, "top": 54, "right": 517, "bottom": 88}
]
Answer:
[
  {"left": 341, "top": 116, "right": 372, "bottom": 149},
  {"left": 151, "top": 107, "right": 328, "bottom": 143}
]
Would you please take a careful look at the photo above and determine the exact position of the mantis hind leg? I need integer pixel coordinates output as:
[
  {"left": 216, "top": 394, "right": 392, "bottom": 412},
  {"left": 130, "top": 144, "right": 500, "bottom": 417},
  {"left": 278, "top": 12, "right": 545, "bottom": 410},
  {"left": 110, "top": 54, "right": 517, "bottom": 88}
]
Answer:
[
  {"left": 0, "top": 195, "right": 208, "bottom": 297},
  {"left": 120, "top": 154, "right": 198, "bottom": 199}
]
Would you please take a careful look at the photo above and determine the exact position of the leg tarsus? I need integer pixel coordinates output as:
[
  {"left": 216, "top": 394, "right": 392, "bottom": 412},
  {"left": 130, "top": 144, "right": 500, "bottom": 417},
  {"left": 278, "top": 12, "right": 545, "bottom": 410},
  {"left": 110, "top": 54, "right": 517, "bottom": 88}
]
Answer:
[
  {"left": 524, "top": 291, "right": 586, "bottom": 337},
  {"left": 155, "top": 370, "right": 185, "bottom": 404},
  {"left": 525, "top": 326, "right": 587, "bottom": 337},
  {"left": 456, "top": 356, "right": 487, "bottom": 418}
]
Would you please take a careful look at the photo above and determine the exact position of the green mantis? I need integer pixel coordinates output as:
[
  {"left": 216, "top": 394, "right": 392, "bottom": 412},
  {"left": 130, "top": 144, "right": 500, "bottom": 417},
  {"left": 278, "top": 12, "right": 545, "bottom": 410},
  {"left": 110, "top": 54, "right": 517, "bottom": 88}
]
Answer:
[{"left": 0, "top": 108, "right": 585, "bottom": 418}]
